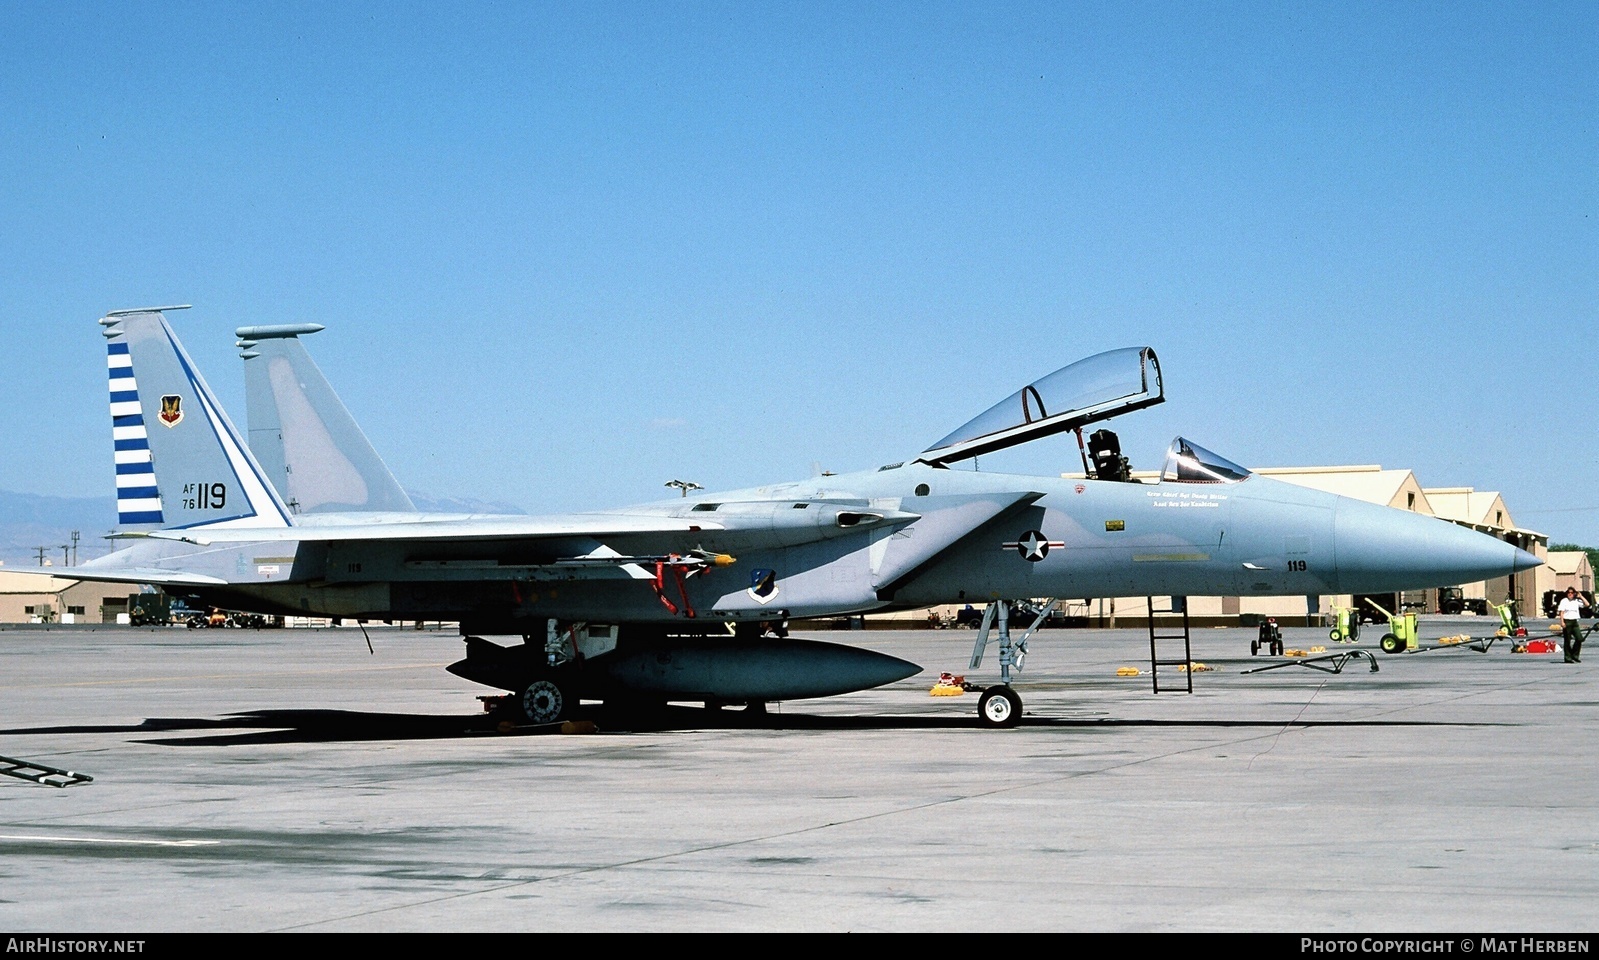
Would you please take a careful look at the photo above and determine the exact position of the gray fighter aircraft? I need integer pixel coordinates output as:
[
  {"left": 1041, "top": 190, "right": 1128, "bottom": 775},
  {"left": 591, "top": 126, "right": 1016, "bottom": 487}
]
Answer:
[{"left": 74, "top": 306, "right": 1539, "bottom": 727}]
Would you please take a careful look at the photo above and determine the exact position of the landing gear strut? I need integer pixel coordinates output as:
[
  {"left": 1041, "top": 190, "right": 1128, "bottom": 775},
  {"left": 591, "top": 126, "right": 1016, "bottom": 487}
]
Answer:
[{"left": 969, "top": 600, "right": 1037, "bottom": 728}]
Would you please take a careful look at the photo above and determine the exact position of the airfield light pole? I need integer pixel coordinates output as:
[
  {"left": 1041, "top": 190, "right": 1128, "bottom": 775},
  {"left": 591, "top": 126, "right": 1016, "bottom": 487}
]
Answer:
[{"left": 665, "top": 480, "right": 703, "bottom": 498}]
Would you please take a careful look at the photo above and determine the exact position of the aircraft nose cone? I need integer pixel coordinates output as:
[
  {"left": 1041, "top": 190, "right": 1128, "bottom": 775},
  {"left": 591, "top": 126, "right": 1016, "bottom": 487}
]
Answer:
[{"left": 1333, "top": 500, "right": 1539, "bottom": 593}]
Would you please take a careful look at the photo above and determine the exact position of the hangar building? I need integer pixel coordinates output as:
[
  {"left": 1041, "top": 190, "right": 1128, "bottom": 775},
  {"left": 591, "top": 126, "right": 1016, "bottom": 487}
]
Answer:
[{"left": 0, "top": 568, "right": 143, "bottom": 624}]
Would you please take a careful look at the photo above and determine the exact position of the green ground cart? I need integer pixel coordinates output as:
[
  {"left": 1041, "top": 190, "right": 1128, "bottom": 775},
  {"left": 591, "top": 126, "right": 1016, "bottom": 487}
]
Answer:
[
  {"left": 1495, "top": 598, "right": 1522, "bottom": 637},
  {"left": 1328, "top": 606, "right": 1360, "bottom": 643},
  {"left": 1362, "top": 598, "right": 1416, "bottom": 654}
]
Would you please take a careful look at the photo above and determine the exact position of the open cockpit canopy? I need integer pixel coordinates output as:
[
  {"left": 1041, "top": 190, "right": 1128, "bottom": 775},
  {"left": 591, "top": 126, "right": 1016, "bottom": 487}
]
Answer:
[
  {"left": 1160, "top": 437, "right": 1251, "bottom": 484},
  {"left": 919, "top": 347, "right": 1163, "bottom": 465}
]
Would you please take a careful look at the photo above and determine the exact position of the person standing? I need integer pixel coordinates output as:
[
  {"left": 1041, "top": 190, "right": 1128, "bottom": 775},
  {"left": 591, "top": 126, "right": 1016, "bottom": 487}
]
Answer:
[{"left": 1557, "top": 587, "right": 1586, "bottom": 663}]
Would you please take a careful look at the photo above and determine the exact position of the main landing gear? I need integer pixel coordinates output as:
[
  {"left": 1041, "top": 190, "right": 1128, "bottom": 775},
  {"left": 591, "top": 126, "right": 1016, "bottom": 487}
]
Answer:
[
  {"left": 518, "top": 677, "right": 568, "bottom": 725},
  {"left": 511, "top": 620, "right": 593, "bottom": 724},
  {"left": 447, "top": 623, "right": 588, "bottom": 727}
]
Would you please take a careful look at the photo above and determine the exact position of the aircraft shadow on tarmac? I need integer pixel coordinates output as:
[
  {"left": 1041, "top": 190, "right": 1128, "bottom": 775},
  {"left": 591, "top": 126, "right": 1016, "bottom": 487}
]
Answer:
[{"left": 0, "top": 707, "right": 1502, "bottom": 746}]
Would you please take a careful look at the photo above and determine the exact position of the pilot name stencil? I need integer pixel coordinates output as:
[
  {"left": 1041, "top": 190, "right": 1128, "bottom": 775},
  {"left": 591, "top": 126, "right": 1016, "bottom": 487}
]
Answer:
[{"left": 1147, "top": 490, "right": 1226, "bottom": 509}]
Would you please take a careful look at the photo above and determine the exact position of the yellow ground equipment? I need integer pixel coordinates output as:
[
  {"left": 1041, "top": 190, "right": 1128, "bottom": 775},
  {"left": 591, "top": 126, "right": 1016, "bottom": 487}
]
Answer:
[
  {"left": 1362, "top": 598, "right": 1416, "bottom": 654},
  {"left": 1328, "top": 606, "right": 1360, "bottom": 643},
  {"left": 1495, "top": 599, "right": 1524, "bottom": 638}
]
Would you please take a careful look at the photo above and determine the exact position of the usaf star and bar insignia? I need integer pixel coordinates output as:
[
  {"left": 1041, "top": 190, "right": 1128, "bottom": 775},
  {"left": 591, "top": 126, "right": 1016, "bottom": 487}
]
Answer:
[{"left": 1001, "top": 530, "right": 1065, "bottom": 562}]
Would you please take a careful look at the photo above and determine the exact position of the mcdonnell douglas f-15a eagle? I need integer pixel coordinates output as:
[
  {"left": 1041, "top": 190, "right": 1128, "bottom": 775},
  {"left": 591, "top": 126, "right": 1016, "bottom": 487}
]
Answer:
[{"left": 69, "top": 306, "right": 1539, "bottom": 727}]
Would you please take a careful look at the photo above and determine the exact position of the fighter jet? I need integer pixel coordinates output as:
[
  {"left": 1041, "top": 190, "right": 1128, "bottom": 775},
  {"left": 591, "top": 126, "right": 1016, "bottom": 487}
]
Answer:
[{"left": 74, "top": 306, "right": 1539, "bottom": 727}]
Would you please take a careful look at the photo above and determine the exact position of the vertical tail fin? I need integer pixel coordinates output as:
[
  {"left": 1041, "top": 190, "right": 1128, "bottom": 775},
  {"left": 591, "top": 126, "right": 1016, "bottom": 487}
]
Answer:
[
  {"left": 99, "top": 307, "right": 292, "bottom": 531},
  {"left": 237, "top": 324, "right": 416, "bottom": 515}
]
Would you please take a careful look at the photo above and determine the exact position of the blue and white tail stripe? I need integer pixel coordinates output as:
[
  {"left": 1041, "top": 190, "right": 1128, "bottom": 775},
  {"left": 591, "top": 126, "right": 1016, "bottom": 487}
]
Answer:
[{"left": 106, "top": 340, "right": 163, "bottom": 524}]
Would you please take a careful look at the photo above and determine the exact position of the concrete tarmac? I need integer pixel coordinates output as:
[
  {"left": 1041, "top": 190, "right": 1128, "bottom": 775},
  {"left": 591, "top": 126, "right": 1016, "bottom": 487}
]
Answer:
[{"left": 0, "top": 619, "right": 1595, "bottom": 933}]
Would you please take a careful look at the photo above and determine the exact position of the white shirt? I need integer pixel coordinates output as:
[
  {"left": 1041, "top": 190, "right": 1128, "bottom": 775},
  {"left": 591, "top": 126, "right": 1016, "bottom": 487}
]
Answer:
[{"left": 1558, "top": 596, "right": 1585, "bottom": 621}]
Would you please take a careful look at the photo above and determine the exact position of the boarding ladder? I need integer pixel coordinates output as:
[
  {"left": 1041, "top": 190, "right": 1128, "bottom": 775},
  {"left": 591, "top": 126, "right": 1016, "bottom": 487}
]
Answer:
[
  {"left": 1146, "top": 596, "right": 1193, "bottom": 693},
  {"left": 1, "top": 753, "right": 93, "bottom": 788}
]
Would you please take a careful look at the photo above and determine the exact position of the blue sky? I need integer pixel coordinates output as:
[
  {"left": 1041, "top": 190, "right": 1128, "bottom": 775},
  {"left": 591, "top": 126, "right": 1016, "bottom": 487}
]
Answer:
[{"left": 2, "top": 3, "right": 1595, "bottom": 543}]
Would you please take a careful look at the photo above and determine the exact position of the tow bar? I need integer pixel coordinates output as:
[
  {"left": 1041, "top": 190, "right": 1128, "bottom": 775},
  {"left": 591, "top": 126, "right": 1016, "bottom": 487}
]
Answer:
[{"left": 1241, "top": 649, "right": 1381, "bottom": 676}]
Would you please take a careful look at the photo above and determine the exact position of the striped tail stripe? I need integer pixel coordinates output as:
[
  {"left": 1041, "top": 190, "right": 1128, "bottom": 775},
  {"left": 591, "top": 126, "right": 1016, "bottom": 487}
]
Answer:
[{"left": 107, "top": 341, "right": 163, "bottom": 525}]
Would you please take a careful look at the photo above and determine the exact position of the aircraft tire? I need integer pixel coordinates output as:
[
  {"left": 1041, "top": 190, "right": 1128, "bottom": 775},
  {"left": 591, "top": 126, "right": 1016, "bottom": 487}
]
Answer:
[
  {"left": 519, "top": 678, "right": 567, "bottom": 725},
  {"left": 977, "top": 685, "right": 1022, "bottom": 728},
  {"left": 1379, "top": 633, "right": 1402, "bottom": 654}
]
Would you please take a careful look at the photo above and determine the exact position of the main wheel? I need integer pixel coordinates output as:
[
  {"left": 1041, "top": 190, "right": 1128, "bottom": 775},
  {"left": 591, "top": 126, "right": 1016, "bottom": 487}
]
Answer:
[
  {"left": 519, "top": 678, "right": 567, "bottom": 724},
  {"left": 1251, "top": 639, "right": 1260, "bottom": 656},
  {"left": 977, "top": 685, "right": 1022, "bottom": 728},
  {"left": 1380, "top": 633, "right": 1403, "bottom": 654}
]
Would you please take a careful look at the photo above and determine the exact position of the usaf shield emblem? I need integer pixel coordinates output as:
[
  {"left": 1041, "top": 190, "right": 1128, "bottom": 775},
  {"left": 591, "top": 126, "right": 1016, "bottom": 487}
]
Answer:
[
  {"left": 158, "top": 394, "right": 184, "bottom": 427},
  {"left": 748, "top": 568, "right": 779, "bottom": 604}
]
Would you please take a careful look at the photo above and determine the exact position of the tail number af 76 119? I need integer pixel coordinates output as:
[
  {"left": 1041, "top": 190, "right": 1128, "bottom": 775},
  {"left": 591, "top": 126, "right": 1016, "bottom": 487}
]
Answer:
[{"left": 182, "top": 482, "right": 227, "bottom": 510}]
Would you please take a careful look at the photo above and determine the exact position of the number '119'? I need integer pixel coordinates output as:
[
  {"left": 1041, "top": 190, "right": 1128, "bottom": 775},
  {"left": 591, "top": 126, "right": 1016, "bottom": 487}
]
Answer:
[{"left": 182, "top": 483, "right": 227, "bottom": 509}]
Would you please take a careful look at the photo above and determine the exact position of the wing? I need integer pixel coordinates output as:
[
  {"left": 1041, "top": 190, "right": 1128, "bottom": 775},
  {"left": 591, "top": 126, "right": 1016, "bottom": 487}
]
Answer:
[
  {"left": 81, "top": 500, "right": 926, "bottom": 587},
  {"left": 130, "top": 513, "right": 726, "bottom": 545}
]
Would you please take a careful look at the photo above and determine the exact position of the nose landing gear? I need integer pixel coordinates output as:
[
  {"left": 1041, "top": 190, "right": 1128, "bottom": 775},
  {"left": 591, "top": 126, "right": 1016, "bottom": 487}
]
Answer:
[{"left": 968, "top": 600, "right": 1044, "bottom": 728}]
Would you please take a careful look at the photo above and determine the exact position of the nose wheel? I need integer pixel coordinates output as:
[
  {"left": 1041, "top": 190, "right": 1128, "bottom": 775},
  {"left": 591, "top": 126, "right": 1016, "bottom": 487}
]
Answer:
[{"left": 977, "top": 685, "right": 1022, "bottom": 728}]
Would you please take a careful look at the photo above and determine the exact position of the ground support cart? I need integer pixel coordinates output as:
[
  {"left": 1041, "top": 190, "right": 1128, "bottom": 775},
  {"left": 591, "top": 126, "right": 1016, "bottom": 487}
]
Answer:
[{"left": 1362, "top": 598, "right": 1417, "bottom": 653}]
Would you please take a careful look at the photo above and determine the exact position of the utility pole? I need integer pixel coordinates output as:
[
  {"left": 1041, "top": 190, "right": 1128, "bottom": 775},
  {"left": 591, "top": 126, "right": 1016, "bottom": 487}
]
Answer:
[
  {"left": 33, "top": 546, "right": 47, "bottom": 567},
  {"left": 70, "top": 531, "right": 80, "bottom": 567}
]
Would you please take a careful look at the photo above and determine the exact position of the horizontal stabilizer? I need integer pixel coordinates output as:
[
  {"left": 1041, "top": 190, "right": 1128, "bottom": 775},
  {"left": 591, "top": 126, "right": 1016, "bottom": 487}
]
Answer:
[{"left": 42, "top": 566, "right": 229, "bottom": 587}]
